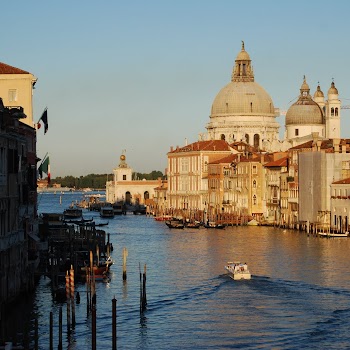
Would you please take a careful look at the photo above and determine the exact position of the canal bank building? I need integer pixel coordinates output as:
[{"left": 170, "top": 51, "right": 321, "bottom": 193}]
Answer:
[
  {"left": 166, "top": 41, "right": 347, "bottom": 228},
  {"left": 105, "top": 153, "right": 161, "bottom": 206}
]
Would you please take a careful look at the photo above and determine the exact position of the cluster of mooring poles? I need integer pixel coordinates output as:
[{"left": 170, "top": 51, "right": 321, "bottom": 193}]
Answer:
[{"left": 4, "top": 246, "right": 147, "bottom": 349}]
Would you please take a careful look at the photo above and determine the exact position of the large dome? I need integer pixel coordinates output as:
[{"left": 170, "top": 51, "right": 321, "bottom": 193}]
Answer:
[
  {"left": 206, "top": 42, "right": 280, "bottom": 151},
  {"left": 210, "top": 41, "right": 275, "bottom": 117},
  {"left": 211, "top": 81, "right": 275, "bottom": 116},
  {"left": 286, "top": 77, "right": 324, "bottom": 125}
]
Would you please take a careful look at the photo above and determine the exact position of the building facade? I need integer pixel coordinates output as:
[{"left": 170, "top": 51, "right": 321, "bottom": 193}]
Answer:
[
  {"left": 167, "top": 140, "right": 233, "bottom": 215},
  {"left": 0, "top": 98, "right": 38, "bottom": 311},
  {"left": 0, "top": 62, "right": 37, "bottom": 128},
  {"left": 106, "top": 153, "right": 161, "bottom": 206}
]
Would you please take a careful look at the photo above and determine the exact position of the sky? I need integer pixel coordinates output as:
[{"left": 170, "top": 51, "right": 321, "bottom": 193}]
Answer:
[{"left": 2, "top": 0, "right": 350, "bottom": 177}]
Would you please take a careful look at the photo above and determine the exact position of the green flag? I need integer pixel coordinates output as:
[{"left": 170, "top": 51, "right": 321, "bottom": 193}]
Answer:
[{"left": 38, "top": 156, "right": 50, "bottom": 183}]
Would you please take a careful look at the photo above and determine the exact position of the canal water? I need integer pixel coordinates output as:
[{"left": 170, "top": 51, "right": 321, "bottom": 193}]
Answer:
[{"left": 18, "top": 192, "right": 350, "bottom": 348}]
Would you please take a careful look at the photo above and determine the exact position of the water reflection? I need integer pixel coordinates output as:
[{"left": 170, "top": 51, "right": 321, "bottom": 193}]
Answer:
[{"left": 4, "top": 192, "right": 350, "bottom": 349}]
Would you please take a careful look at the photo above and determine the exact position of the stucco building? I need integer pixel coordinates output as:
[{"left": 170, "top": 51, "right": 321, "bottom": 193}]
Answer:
[
  {"left": 106, "top": 153, "right": 161, "bottom": 206},
  {"left": 0, "top": 98, "right": 38, "bottom": 312},
  {"left": 0, "top": 62, "right": 37, "bottom": 128}
]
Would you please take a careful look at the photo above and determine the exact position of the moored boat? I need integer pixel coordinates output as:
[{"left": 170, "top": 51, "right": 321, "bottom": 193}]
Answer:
[
  {"left": 318, "top": 231, "right": 349, "bottom": 238},
  {"left": 165, "top": 220, "right": 185, "bottom": 229},
  {"left": 64, "top": 207, "right": 83, "bottom": 219},
  {"left": 224, "top": 261, "right": 251, "bottom": 280},
  {"left": 204, "top": 222, "right": 225, "bottom": 229},
  {"left": 185, "top": 221, "right": 201, "bottom": 229},
  {"left": 100, "top": 206, "right": 114, "bottom": 218}
]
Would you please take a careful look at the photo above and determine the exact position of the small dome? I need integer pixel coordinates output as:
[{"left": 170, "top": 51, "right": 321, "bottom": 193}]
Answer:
[
  {"left": 286, "top": 77, "right": 323, "bottom": 125},
  {"left": 285, "top": 101, "right": 324, "bottom": 125},
  {"left": 313, "top": 84, "right": 324, "bottom": 98},
  {"left": 301, "top": 79, "right": 309, "bottom": 92},
  {"left": 328, "top": 81, "right": 338, "bottom": 95},
  {"left": 236, "top": 41, "right": 251, "bottom": 61}
]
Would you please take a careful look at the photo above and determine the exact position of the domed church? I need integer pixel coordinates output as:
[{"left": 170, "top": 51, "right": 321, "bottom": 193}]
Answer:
[
  {"left": 285, "top": 77, "right": 341, "bottom": 143},
  {"left": 206, "top": 41, "right": 281, "bottom": 151}
]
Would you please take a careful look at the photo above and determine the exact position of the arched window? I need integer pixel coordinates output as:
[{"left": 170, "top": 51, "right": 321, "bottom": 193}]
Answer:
[
  {"left": 220, "top": 134, "right": 225, "bottom": 140},
  {"left": 250, "top": 102, "right": 253, "bottom": 113},
  {"left": 125, "top": 191, "right": 131, "bottom": 204},
  {"left": 253, "top": 195, "right": 257, "bottom": 205},
  {"left": 331, "top": 107, "right": 334, "bottom": 116},
  {"left": 144, "top": 191, "right": 149, "bottom": 200},
  {"left": 253, "top": 180, "right": 256, "bottom": 188},
  {"left": 245, "top": 134, "right": 249, "bottom": 144},
  {"left": 254, "top": 134, "right": 260, "bottom": 148},
  {"left": 335, "top": 107, "right": 338, "bottom": 116}
]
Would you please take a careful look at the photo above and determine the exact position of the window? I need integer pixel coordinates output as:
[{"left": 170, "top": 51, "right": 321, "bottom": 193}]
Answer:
[
  {"left": 335, "top": 107, "right": 338, "bottom": 116},
  {"left": 123, "top": 175, "right": 126, "bottom": 180},
  {"left": 254, "top": 134, "right": 259, "bottom": 148},
  {"left": 181, "top": 158, "right": 189, "bottom": 172},
  {"left": 253, "top": 195, "right": 257, "bottom": 205},
  {"left": 8, "top": 89, "right": 17, "bottom": 102},
  {"left": 331, "top": 107, "right": 334, "bottom": 116},
  {"left": 252, "top": 165, "right": 257, "bottom": 174},
  {"left": 253, "top": 180, "right": 256, "bottom": 188},
  {"left": 295, "top": 129, "right": 299, "bottom": 136}
]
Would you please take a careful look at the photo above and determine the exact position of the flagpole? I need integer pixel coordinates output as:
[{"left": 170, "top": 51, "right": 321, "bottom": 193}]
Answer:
[
  {"left": 40, "top": 152, "right": 49, "bottom": 166},
  {"left": 37, "top": 107, "right": 48, "bottom": 124}
]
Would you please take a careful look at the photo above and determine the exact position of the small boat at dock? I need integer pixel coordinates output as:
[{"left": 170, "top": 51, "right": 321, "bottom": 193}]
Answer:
[
  {"left": 64, "top": 207, "right": 83, "bottom": 219},
  {"left": 185, "top": 221, "right": 201, "bottom": 229},
  {"left": 318, "top": 231, "right": 349, "bottom": 238},
  {"left": 100, "top": 206, "right": 114, "bottom": 218},
  {"left": 224, "top": 261, "right": 251, "bottom": 280},
  {"left": 165, "top": 220, "right": 185, "bottom": 229},
  {"left": 204, "top": 222, "right": 225, "bottom": 229}
]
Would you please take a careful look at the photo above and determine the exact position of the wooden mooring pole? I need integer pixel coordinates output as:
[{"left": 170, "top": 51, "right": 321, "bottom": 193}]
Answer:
[
  {"left": 92, "top": 304, "right": 96, "bottom": 350},
  {"left": 123, "top": 247, "right": 128, "bottom": 281},
  {"left": 49, "top": 311, "right": 53, "bottom": 350},
  {"left": 65, "top": 271, "right": 71, "bottom": 332},
  {"left": 112, "top": 297, "right": 117, "bottom": 350},
  {"left": 70, "top": 265, "right": 75, "bottom": 327},
  {"left": 58, "top": 307, "right": 62, "bottom": 350}
]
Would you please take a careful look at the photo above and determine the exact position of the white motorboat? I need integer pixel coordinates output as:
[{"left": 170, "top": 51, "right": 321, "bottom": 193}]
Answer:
[
  {"left": 224, "top": 261, "right": 251, "bottom": 280},
  {"left": 318, "top": 231, "right": 349, "bottom": 238}
]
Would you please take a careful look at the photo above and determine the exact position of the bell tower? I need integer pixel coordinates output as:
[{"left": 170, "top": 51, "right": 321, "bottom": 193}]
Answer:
[
  {"left": 113, "top": 151, "right": 132, "bottom": 182},
  {"left": 325, "top": 81, "right": 341, "bottom": 139}
]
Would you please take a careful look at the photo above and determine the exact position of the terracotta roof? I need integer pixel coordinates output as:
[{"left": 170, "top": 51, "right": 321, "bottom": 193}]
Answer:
[
  {"left": 209, "top": 154, "right": 238, "bottom": 164},
  {"left": 264, "top": 156, "right": 288, "bottom": 167},
  {"left": 229, "top": 141, "right": 259, "bottom": 153},
  {"left": 332, "top": 177, "right": 350, "bottom": 185},
  {"left": 0, "top": 62, "right": 30, "bottom": 74},
  {"left": 169, "top": 140, "right": 231, "bottom": 153},
  {"left": 289, "top": 139, "right": 350, "bottom": 151}
]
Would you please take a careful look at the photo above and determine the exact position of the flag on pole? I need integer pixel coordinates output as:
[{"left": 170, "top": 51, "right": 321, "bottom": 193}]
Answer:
[
  {"left": 38, "top": 156, "right": 51, "bottom": 183},
  {"left": 37, "top": 108, "right": 48, "bottom": 134}
]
